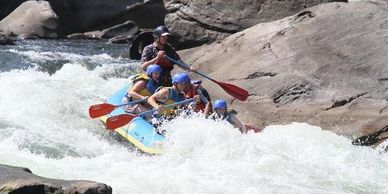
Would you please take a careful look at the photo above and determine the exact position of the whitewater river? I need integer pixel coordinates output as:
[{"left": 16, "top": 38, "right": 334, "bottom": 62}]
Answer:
[{"left": 0, "top": 40, "right": 387, "bottom": 194}]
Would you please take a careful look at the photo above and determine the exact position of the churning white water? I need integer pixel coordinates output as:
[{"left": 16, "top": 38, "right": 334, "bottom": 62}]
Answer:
[{"left": 0, "top": 42, "right": 387, "bottom": 194}]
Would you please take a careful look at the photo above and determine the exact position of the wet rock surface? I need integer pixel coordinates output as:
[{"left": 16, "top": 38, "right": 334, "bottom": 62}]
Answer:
[
  {"left": 178, "top": 1, "right": 388, "bottom": 141},
  {"left": 164, "top": 0, "right": 345, "bottom": 49}
]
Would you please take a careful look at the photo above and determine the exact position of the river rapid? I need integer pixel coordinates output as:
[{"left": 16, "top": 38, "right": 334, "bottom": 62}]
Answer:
[{"left": 0, "top": 40, "right": 387, "bottom": 194}]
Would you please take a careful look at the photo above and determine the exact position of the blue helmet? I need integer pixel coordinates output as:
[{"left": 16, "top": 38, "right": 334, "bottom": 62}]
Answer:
[
  {"left": 214, "top": 99, "right": 227, "bottom": 109},
  {"left": 172, "top": 73, "right": 190, "bottom": 84},
  {"left": 146, "top": 64, "right": 162, "bottom": 75}
]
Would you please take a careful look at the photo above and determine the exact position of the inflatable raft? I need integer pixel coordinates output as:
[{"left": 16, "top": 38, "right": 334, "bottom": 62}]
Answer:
[{"left": 100, "top": 85, "right": 165, "bottom": 155}]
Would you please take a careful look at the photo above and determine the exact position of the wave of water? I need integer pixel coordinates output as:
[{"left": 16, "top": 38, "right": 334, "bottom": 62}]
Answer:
[{"left": 0, "top": 41, "right": 387, "bottom": 194}]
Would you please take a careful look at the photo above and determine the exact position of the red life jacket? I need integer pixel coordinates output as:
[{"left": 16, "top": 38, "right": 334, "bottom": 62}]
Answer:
[
  {"left": 183, "top": 82, "right": 206, "bottom": 112},
  {"left": 155, "top": 57, "right": 174, "bottom": 69}
]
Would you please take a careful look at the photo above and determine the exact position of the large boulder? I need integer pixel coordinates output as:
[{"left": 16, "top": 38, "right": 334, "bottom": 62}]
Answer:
[
  {"left": 48, "top": 0, "right": 165, "bottom": 35},
  {"left": 0, "top": 1, "right": 59, "bottom": 38},
  {"left": 0, "top": 164, "right": 112, "bottom": 194},
  {"left": 164, "top": 0, "right": 346, "bottom": 49},
  {"left": 178, "top": 1, "right": 388, "bottom": 139}
]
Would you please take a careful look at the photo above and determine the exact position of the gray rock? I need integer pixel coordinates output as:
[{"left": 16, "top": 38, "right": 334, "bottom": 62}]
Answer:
[
  {"left": 0, "top": 1, "right": 59, "bottom": 38},
  {"left": 100, "top": 20, "right": 139, "bottom": 39},
  {"left": 108, "top": 35, "right": 136, "bottom": 44},
  {"left": 17, "top": 33, "right": 38, "bottom": 40},
  {"left": 352, "top": 125, "right": 388, "bottom": 146},
  {"left": 49, "top": 0, "right": 165, "bottom": 36},
  {"left": 67, "top": 31, "right": 102, "bottom": 40},
  {"left": 178, "top": 1, "right": 388, "bottom": 140},
  {"left": 0, "top": 34, "right": 15, "bottom": 45},
  {"left": 164, "top": 0, "right": 346, "bottom": 49},
  {"left": 0, "top": 164, "right": 112, "bottom": 194}
]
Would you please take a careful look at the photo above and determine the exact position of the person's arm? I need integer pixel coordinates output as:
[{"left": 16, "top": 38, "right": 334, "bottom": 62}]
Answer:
[
  {"left": 140, "top": 59, "right": 156, "bottom": 71},
  {"left": 197, "top": 88, "right": 212, "bottom": 115},
  {"left": 230, "top": 114, "right": 247, "bottom": 134},
  {"left": 128, "top": 81, "right": 147, "bottom": 100},
  {"left": 140, "top": 51, "right": 165, "bottom": 71},
  {"left": 204, "top": 101, "right": 212, "bottom": 116},
  {"left": 147, "top": 88, "right": 169, "bottom": 111}
]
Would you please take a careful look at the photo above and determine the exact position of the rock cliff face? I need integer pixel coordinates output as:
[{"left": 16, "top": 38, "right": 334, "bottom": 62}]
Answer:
[
  {"left": 1, "top": 0, "right": 345, "bottom": 46},
  {"left": 0, "top": 164, "right": 112, "bottom": 194},
  {"left": 49, "top": 0, "right": 165, "bottom": 35},
  {"left": 164, "top": 0, "right": 346, "bottom": 49},
  {"left": 179, "top": 1, "right": 388, "bottom": 138},
  {"left": 0, "top": 0, "right": 165, "bottom": 38}
]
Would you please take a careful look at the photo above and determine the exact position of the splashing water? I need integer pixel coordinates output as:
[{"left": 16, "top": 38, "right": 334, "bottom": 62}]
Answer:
[{"left": 0, "top": 40, "right": 387, "bottom": 194}]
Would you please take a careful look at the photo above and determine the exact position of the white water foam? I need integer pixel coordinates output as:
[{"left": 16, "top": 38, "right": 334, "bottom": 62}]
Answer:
[
  {"left": 6, "top": 49, "right": 118, "bottom": 65},
  {"left": 0, "top": 62, "right": 387, "bottom": 194}
]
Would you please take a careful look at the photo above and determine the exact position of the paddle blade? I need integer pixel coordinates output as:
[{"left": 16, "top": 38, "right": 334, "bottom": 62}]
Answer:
[
  {"left": 217, "top": 81, "right": 250, "bottom": 101},
  {"left": 106, "top": 114, "right": 136, "bottom": 131},
  {"left": 89, "top": 103, "right": 116, "bottom": 118}
]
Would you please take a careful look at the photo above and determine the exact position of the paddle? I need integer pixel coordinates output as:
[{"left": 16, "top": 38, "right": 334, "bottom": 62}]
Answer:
[
  {"left": 165, "top": 55, "right": 250, "bottom": 101},
  {"left": 106, "top": 98, "right": 194, "bottom": 130},
  {"left": 89, "top": 98, "right": 146, "bottom": 119}
]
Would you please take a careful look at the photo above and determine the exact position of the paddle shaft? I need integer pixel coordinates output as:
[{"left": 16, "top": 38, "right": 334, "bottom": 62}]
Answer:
[
  {"left": 116, "top": 98, "right": 146, "bottom": 108},
  {"left": 165, "top": 55, "right": 216, "bottom": 82},
  {"left": 89, "top": 98, "right": 147, "bottom": 118},
  {"left": 138, "top": 98, "right": 194, "bottom": 117},
  {"left": 165, "top": 55, "right": 249, "bottom": 101},
  {"left": 105, "top": 98, "right": 194, "bottom": 130}
]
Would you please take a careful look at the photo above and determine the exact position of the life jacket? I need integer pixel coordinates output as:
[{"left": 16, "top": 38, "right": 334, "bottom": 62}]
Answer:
[
  {"left": 156, "top": 87, "right": 186, "bottom": 116},
  {"left": 183, "top": 80, "right": 206, "bottom": 112},
  {"left": 126, "top": 73, "right": 160, "bottom": 101},
  {"left": 168, "top": 87, "right": 185, "bottom": 102},
  {"left": 154, "top": 43, "right": 177, "bottom": 70},
  {"left": 210, "top": 111, "right": 234, "bottom": 126},
  {"left": 156, "top": 57, "right": 174, "bottom": 69}
]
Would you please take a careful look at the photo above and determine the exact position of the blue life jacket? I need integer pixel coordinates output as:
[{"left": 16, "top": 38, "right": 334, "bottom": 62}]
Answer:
[
  {"left": 168, "top": 88, "right": 185, "bottom": 102},
  {"left": 146, "top": 79, "right": 159, "bottom": 94},
  {"left": 210, "top": 112, "right": 234, "bottom": 125}
]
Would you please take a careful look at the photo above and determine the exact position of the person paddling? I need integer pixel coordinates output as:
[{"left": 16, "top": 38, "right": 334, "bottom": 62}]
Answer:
[
  {"left": 209, "top": 99, "right": 247, "bottom": 134},
  {"left": 140, "top": 26, "right": 193, "bottom": 87},
  {"left": 122, "top": 64, "right": 162, "bottom": 114},
  {"left": 183, "top": 79, "right": 212, "bottom": 115},
  {"left": 147, "top": 72, "right": 200, "bottom": 118}
]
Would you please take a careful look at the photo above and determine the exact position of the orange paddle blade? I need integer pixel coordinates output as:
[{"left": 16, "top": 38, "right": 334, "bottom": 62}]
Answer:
[
  {"left": 89, "top": 103, "right": 116, "bottom": 118},
  {"left": 106, "top": 114, "right": 136, "bottom": 131}
]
